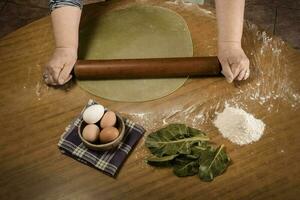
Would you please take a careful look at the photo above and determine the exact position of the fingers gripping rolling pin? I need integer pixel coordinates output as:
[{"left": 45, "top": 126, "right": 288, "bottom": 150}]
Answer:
[{"left": 74, "top": 56, "right": 222, "bottom": 79}]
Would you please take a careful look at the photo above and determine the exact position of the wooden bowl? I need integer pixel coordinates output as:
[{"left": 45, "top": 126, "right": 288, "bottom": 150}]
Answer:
[{"left": 78, "top": 112, "right": 125, "bottom": 151}]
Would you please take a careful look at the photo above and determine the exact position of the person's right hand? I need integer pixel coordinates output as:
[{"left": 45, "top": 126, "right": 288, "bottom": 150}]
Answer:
[
  {"left": 217, "top": 42, "right": 250, "bottom": 83},
  {"left": 43, "top": 47, "right": 77, "bottom": 85}
]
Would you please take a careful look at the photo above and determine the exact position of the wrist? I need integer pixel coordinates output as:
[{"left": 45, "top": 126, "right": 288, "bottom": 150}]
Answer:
[
  {"left": 55, "top": 37, "right": 79, "bottom": 51},
  {"left": 55, "top": 46, "right": 78, "bottom": 53},
  {"left": 218, "top": 41, "right": 241, "bottom": 49},
  {"left": 54, "top": 47, "right": 78, "bottom": 59}
]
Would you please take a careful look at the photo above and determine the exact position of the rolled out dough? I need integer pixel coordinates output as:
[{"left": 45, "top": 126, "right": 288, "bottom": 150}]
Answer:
[{"left": 78, "top": 5, "right": 193, "bottom": 102}]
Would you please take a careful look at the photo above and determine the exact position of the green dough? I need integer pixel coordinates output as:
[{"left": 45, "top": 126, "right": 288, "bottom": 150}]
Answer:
[{"left": 78, "top": 5, "right": 193, "bottom": 102}]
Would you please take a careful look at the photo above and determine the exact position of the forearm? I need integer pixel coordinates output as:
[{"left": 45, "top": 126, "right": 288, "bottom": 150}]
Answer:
[
  {"left": 215, "top": 0, "right": 245, "bottom": 45},
  {"left": 50, "top": 2, "right": 82, "bottom": 49},
  {"left": 49, "top": 0, "right": 83, "bottom": 12}
]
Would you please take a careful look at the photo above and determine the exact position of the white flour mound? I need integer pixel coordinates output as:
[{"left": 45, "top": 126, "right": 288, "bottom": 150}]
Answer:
[{"left": 213, "top": 105, "right": 265, "bottom": 145}]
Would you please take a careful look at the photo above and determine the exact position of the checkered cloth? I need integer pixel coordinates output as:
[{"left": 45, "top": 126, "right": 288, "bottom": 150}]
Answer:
[{"left": 58, "top": 99, "right": 145, "bottom": 177}]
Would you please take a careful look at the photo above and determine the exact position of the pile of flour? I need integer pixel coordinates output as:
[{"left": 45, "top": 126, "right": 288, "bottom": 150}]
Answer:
[{"left": 213, "top": 105, "right": 265, "bottom": 145}]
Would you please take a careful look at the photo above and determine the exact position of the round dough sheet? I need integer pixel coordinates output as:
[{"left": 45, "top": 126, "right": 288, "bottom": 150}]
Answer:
[{"left": 78, "top": 5, "right": 193, "bottom": 102}]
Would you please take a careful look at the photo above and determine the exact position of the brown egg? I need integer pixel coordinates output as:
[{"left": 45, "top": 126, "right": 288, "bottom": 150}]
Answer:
[
  {"left": 99, "top": 127, "right": 119, "bottom": 143},
  {"left": 82, "top": 124, "right": 100, "bottom": 143},
  {"left": 100, "top": 111, "right": 117, "bottom": 128}
]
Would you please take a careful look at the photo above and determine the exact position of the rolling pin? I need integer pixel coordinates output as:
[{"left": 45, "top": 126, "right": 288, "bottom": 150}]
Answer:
[{"left": 74, "top": 56, "right": 221, "bottom": 79}]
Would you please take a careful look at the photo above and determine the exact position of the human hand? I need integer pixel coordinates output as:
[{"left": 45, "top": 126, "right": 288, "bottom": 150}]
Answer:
[
  {"left": 217, "top": 42, "right": 250, "bottom": 83},
  {"left": 43, "top": 47, "right": 77, "bottom": 85}
]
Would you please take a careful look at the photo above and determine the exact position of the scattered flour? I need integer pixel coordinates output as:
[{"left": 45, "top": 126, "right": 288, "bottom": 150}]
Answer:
[{"left": 213, "top": 105, "right": 265, "bottom": 145}]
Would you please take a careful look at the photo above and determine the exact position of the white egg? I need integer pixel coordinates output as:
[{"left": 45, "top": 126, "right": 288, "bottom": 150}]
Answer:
[{"left": 83, "top": 104, "right": 105, "bottom": 124}]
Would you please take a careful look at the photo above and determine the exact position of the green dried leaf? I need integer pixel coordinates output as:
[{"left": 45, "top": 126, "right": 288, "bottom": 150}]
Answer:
[
  {"left": 198, "top": 145, "right": 231, "bottom": 182},
  {"left": 191, "top": 145, "right": 207, "bottom": 158},
  {"left": 173, "top": 156, "right": 199, "bottom": 177},
  {"left": 145, "top": 124, "right": 209, "bottom": 157},
  {"left": 145, "top": 124, "right": 231, "bottom": 182},
  {"left": 147, "top": 154, "right": 178, "bottom": 163}
]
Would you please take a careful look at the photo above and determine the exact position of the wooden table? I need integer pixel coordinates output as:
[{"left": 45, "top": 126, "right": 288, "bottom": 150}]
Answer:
[{"left": 1, "top": 1, "right": 299, "bottom": 199}]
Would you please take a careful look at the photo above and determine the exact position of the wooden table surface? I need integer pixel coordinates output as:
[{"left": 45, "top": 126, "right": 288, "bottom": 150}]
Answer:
[{"left": 1, "top": 1, "right": 300, "bottom": 199}]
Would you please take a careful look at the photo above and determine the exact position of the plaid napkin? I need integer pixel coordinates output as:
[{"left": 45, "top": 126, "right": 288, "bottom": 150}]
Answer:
[{"left": 58, "top": 99, "right": 146, "bottom": 177}]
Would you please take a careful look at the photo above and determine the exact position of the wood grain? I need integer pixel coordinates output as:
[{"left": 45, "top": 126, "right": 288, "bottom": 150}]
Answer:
[{"left": 0, "top": 1, "right": 299, "bottom": 199}]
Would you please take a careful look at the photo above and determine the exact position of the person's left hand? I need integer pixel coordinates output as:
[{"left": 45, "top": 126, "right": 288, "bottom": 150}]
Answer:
[{"left": 217, "top": 42, "right": 250, "bottom": 83}]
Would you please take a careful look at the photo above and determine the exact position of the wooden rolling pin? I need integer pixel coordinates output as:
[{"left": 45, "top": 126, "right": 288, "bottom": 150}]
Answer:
[{"left": 74, "top": 56, "right": 221, "bottom": 79}]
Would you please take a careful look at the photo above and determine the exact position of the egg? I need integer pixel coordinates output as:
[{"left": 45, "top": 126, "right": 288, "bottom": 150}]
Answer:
[
  {"left": 82, "top": 124, "right": 100, "bottom": 143},
  {"left": 100, "top": 111, "right": 117, "bottom": 128},
  {"left": 99, "top": 127, "right": 119, "bottom": 143},
  {"left": 83, "top": 104, "right": 105, "bottom": 124}
]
